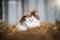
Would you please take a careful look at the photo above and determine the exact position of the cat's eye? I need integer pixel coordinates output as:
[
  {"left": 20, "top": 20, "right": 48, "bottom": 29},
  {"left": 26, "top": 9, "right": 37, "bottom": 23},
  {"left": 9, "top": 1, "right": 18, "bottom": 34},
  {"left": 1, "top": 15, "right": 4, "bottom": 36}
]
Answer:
[{"left": 29, "top": 18, "right": 33, "bottom": 22}]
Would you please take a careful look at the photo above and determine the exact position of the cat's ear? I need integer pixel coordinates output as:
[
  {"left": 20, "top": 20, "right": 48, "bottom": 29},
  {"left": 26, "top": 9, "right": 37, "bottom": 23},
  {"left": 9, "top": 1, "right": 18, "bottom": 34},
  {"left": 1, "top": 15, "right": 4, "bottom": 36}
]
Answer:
[{"left": 35, "top": 11, "right": 40, "bottom": 20}]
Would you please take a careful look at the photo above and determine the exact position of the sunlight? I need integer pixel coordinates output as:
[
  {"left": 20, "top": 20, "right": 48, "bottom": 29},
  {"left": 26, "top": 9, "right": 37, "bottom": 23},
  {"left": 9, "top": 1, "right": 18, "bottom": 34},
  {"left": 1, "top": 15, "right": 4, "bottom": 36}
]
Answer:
[{"left": 56, "top": 0, "right": 60, "bottom": 6}]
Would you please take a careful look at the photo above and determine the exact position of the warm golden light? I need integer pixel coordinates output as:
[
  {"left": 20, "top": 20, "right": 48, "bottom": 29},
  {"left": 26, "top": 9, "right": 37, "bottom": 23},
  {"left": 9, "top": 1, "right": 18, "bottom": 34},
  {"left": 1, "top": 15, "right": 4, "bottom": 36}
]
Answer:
[{"left": 56, "top": 0, "right": 60, "bottom": 6}]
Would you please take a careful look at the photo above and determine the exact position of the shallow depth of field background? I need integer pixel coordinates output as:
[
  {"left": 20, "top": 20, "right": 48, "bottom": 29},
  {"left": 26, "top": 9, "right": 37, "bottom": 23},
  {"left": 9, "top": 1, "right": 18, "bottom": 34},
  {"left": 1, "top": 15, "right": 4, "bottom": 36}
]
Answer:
[{"left": 0, "top": 0, "right": 60, "bottom": 25}]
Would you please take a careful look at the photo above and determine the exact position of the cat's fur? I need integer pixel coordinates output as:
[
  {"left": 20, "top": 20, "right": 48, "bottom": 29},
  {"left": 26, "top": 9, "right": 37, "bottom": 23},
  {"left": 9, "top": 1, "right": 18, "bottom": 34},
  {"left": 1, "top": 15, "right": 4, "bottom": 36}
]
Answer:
[
  {"left": 16, "top": 16, "right": 27, "bottom": 30},
  {"left": 16, "top": 11, "right": 40, "bottom": 30}
]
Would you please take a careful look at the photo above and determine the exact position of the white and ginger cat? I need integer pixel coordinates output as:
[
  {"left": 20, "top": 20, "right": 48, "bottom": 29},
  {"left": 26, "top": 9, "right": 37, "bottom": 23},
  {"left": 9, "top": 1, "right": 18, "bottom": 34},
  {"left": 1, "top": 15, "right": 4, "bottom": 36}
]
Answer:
[{"left": 16, "top": 11, "right": 40, "bottom": 30}]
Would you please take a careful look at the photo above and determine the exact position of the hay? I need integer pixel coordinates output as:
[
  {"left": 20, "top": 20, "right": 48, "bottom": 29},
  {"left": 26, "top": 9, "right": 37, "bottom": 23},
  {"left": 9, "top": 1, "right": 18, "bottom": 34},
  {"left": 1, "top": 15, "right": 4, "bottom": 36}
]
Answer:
[{"left": 0, "top": 22, "right": 60, "bottom": 40}]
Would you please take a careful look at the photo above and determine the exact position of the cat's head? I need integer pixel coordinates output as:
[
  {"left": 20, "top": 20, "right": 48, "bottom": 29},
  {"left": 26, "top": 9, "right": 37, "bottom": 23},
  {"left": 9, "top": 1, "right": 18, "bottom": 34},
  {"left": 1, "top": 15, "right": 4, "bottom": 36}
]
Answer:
[
  {"left": 25, "top": 11, "right": 40, "bottom": 27},
  {"left": 27, "top": 11, "right": 40, "bottom": 20}
]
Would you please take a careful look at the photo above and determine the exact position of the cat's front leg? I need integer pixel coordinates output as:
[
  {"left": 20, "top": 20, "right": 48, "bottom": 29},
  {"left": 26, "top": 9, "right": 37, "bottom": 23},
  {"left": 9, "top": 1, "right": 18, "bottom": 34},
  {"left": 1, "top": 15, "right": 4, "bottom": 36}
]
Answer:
[{"left": 16, "top": 23, "right": 28, "bottom": 31}]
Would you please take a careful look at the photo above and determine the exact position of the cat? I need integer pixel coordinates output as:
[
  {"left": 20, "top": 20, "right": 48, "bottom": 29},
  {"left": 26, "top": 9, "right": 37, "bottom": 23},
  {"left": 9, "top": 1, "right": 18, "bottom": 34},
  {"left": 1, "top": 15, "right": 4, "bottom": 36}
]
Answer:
[{"left": 16, "top": 11, "right": 40, "bottom": 30}]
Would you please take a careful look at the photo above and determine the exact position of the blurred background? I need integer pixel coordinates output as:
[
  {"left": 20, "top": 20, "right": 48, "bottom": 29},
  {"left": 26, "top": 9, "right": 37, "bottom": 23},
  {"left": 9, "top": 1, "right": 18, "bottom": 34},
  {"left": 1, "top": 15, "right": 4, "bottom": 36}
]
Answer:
[{"left": 0, "top": 0, "right": 60, "bottom": 25}]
